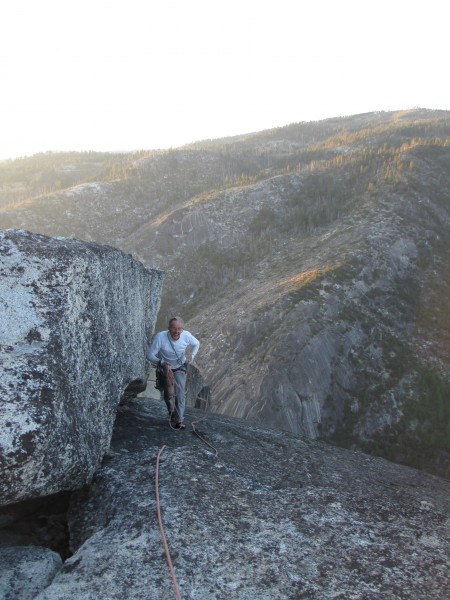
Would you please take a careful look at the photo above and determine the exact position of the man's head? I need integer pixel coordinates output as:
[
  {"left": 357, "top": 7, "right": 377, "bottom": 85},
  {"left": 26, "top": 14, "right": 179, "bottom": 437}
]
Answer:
[{"left": 168, "top": 317, "right": 184, "bottom": 340}]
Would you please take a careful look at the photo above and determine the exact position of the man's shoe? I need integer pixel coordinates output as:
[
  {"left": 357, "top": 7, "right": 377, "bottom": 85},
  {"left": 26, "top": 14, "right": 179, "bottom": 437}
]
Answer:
[{"left": 175, "top": 422, "right": 186, "bottom": 429}]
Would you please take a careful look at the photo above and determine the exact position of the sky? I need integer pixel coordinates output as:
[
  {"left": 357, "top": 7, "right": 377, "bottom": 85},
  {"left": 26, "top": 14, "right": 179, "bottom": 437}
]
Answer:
[{"left": 1, "top": 0, "right": 449, "bottom": 159}]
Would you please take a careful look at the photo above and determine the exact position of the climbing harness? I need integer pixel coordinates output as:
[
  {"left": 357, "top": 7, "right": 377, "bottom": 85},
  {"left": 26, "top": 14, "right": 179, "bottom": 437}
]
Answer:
[{"left": 166, "top": 331, "right": 186, "bottom": 369}]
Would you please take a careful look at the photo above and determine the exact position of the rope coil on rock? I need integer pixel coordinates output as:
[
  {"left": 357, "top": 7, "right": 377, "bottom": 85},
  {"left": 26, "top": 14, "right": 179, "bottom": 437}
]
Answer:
[
  {"left": 183, "top": 367, "right": 219, "bottom": 456},
  {"left": 190, "top": 411, "right": 219, "bottom": 457},
  {"left": 162, "top": 365, "right": 218, "bottom": 451}
]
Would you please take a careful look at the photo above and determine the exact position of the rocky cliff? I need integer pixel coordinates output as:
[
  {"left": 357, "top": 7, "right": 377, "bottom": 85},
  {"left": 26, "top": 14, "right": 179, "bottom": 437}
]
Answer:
[
  {"left": 1, "top": 398, "right": 449, "bottom": 599},
  {"left": 187, "top": 148, "right": 450, "bottom": 479},
  {"left": 0, "top": 230, "right": 163, "bottom": 505},
  {"left": 0, "top": 228, "right": 448, "bottom": 599}
]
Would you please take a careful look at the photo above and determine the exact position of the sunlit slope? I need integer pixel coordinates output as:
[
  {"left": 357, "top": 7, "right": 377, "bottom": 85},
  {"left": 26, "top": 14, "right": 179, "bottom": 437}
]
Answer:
[{"left": 1, "top": 109, "right": 449, "bottom": 477}]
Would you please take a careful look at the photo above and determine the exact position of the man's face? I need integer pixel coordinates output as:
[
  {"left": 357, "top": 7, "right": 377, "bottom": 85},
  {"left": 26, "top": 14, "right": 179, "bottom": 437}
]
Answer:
[{"left": 169, "top": 321, "right": 184, "bottom": 340}]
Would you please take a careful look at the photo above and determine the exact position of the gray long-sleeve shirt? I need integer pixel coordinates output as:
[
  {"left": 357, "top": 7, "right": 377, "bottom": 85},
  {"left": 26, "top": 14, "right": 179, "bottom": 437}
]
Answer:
[{"left": 147, "top": 330, "right": 200, "bottom": 368}]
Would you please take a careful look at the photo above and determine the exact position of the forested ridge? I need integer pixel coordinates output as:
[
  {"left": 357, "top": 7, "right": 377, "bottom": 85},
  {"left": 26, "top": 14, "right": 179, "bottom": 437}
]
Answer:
[{"left": 1, "top": 108, "right": 449, "bottom": 478}]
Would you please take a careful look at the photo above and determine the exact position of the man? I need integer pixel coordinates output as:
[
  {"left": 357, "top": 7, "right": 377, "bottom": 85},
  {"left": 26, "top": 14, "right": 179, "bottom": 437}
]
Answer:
[{"left": 147, "top": 317, "right": 200, "bottom": 429}]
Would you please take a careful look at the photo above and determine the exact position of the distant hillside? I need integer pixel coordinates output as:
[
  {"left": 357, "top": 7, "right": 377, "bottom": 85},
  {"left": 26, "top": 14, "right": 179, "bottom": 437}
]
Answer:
[{"left": 1, "top": 108, "right": 449, "bottom": 478}]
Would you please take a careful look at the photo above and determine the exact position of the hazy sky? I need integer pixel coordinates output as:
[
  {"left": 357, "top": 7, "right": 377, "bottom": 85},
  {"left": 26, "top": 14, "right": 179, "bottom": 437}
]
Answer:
[{"left": 1, "top": 0, "right": 448, "bottom": 159}]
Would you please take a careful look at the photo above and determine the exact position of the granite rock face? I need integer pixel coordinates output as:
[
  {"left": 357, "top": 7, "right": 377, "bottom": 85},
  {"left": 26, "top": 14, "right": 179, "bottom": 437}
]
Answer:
[
  {"left": 15, "top": 397, "right": 449, "bottom": 600},
  {"left": 0, "top": 546, "right": 62, "bottom": 600},
  {"left": 0, "top": 230, "right": 163, "bottom": 506},
  {"left": 184, "top": 153, "right": 450, "bottom": 477}
]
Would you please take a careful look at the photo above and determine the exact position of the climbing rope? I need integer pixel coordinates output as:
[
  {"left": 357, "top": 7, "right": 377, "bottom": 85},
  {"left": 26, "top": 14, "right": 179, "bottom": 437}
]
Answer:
[
  {"left": 181, "top": 366, "right": 219, "bottom": 456},
  {"left": 190, "top": 419, "right": 218, "bottom": 457},
  {"left": 160, "top": 363, "right": 215, "bottom": 443},
  {"left": 155, "top": 445, "right": 182, "bottom": 600},
  {"left": 158, "top": 358, "right": 219, "bottom": 457},
  {"left": 187, "top": 375, "right": 219, "bottom": 457},
  {"left": 163, "top": 366, "right": 181, "bottom": 431},
  {"left": 154, "top": 364, "right": 219, "bottom": 598}
]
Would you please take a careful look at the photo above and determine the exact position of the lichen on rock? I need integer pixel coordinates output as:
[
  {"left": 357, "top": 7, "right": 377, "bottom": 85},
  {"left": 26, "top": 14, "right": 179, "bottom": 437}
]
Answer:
[{"left": 0, "top": 229, "right": 164, "bottom": 506}]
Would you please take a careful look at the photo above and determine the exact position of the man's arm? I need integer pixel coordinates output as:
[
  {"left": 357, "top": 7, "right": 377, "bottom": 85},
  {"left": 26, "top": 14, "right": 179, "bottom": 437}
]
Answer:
[
  {"left": 146, "top": 333, "right": 162, "bottom": 365},
  {"left": 188, "top": 333, "right": 200, "bottom": 362}
]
